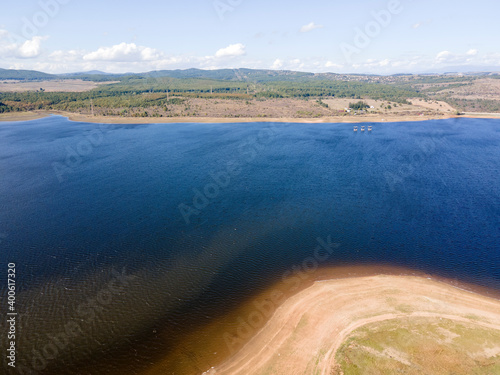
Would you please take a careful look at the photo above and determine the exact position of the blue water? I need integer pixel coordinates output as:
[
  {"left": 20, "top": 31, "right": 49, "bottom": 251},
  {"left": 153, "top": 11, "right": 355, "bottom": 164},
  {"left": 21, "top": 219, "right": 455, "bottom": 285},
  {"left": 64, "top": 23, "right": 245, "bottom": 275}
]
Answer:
[{"left": 0, "top": 116, "right": 499, "bottom": 374}]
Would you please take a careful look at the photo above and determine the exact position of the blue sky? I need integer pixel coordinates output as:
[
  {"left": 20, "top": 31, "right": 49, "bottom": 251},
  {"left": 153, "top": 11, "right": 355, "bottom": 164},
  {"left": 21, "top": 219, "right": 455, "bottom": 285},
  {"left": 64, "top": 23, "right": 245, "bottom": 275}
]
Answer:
[{"left": 1, "top": 0, "right": 499, "bottom": 74}]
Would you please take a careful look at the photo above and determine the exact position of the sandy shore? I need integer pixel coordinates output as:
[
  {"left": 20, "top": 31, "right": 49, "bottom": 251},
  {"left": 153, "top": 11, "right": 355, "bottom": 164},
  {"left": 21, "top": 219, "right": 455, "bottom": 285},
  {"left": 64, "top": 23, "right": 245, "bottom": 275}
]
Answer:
[
  {"left": 0, "top": 111, "right": 51, "bottom": 122},
  {"left": 140, "top": 265, "right": 500, "bottom": 375},
  {"left": 206, "top": 275, "right": 500, "bottom": 375},
  {"left": 2, "top": 110, "right": 499, "bottom": 124}
]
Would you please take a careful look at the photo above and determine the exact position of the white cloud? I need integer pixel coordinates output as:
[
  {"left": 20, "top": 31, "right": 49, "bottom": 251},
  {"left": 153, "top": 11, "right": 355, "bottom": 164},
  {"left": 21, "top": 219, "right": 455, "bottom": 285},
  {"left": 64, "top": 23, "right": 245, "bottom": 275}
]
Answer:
[
  {"left": 0, "top": 31, "right": 498, "bottom": 75},
  {"left": 83, "top": 43, "right": 163, "bottom": 62},
  {"left": 17, "top": 36, "right": 48, "bottom": 58},
  {"left": 215, "top": 43, "right": 246, "bottom": 58},
  {"left": 300, "top": 22, "right": 324, "bottom": 33},
  {"left": 379, "top": 59, "right": 390, "bottom": 67},
  {"left": 361, "top": 58, "right": 394, "bottom": 69},
  {"left": 325, "top": 61, "right": 343, "bottom": 69},
  {"left": 271, "top": 58, "right": 283, "bottom": 69},
  {"left": 412, "top": 19, "right": 433, "bottom": 30},
  {"left": 49, "top": 49, "right": 83, "bottom": 62},
  {"left": 436, "top": 50, "right": 452, "bottom": 63},
  {"left": 434, "top": 50, "right": 480, "bottom": 65},
  {"left": 0, "top": 30, "right": 47, "bottom": 59},
  {"left": 269, "top": 58, "right": 305, "bottom": 71}
]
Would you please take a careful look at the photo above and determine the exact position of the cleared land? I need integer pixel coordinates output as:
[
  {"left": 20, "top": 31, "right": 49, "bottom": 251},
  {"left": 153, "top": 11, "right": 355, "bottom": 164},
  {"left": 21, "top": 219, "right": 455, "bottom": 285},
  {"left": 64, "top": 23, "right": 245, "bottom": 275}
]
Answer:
[
  {"left": 0, "top": 79, "right": 116, "bottom": 92},
  {"left": 54, "top": 96, "right": 455, "bottom": 120},
  {"left": 58, "top": 95, "right": 455, "bottom": 119},
  {"left": 433, "top": 78, "right": 500, "bottom": 101},
  {"left": 206, "top": 275, "right": 500, "bottom": 375},
  {"left": 0, "top": 96, "right": 461, "bottom": 124},
  {"left": 407, "top": 98, "right": 456, "bottom": 112},
  {"left": 414, "top": 77, "right": 500, "bottom": 113}
]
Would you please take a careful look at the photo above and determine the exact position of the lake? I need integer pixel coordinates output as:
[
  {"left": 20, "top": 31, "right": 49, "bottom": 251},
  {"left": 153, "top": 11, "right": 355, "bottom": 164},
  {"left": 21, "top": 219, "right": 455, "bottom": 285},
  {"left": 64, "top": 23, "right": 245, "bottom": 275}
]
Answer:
[{"left": 0, "top": 116, "right": 499, "bottom": 374}]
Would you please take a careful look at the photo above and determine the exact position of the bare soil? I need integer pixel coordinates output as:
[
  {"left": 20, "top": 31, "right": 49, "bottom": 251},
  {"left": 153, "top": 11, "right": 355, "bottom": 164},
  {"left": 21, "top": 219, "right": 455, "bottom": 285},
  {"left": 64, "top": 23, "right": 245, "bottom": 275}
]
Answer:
[
  {"left": 207, "top": 275, "right": 500, "bottom": 375},
  {"left": 0, "top": 96, "right": 465, "bottom": 123},
  {"left": 440, "top": 78, "right": 500, "bottom": 100},
  {"left": 0, "top": 79, "right": 117, "bottom": 92}
]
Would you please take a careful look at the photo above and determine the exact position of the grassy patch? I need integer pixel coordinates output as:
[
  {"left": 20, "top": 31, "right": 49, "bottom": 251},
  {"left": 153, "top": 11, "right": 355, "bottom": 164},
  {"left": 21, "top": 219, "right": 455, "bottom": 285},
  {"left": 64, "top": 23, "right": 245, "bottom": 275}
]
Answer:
[{"left": 336, "top": 318, "right": 500, "bottom": 374}]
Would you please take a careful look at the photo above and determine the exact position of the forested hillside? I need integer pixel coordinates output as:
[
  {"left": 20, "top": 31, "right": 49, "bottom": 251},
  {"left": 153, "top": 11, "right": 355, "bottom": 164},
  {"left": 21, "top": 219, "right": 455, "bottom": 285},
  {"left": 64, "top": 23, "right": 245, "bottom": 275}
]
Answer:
[{"left": 1, "top": 68, "right": 499, "bottom": 116}]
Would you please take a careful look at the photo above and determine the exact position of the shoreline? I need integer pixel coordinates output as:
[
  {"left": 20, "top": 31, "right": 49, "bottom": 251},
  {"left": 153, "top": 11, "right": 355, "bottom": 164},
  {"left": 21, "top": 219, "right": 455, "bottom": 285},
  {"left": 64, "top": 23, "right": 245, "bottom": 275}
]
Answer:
[
  {"left": 140, "top": 265, "right": 500, "bottom": 375},
  {"left": 203, "top": 273, "right": 500, "bottom": 375},
  {"left": 1, "top": 110, "right": 500, "bottom": 124}
]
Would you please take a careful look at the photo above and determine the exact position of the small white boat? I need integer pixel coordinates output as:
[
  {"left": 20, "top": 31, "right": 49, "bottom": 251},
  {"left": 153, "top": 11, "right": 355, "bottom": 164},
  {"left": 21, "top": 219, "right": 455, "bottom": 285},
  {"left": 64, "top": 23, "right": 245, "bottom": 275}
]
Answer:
[
  {"left": 368, "top": 126, "right": 372, "bottom": 131},
  {"left": 361, "top": 126, "right": 365, "bottom": 132},
  {"left": 353, "top": 126, "right": 358, "bottom": 132}
]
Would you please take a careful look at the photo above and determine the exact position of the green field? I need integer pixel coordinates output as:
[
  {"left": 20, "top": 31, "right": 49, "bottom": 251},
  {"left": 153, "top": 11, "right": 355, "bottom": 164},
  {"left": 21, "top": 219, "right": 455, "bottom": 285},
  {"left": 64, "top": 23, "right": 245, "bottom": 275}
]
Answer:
[{"left": 335, "top": 317, "right": 500, "bottom": 375}]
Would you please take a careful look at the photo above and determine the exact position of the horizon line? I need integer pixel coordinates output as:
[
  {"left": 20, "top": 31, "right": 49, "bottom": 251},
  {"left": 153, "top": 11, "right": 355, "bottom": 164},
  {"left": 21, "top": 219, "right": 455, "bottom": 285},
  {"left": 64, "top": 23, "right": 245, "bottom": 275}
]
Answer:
[{"left": 2, "top": 66, "right": 500, "bottom": 77}]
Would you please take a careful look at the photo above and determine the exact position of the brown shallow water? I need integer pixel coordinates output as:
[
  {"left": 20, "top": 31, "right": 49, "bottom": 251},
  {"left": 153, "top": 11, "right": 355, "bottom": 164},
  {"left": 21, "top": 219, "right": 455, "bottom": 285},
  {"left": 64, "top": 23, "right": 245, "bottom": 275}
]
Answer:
[{"left": 133, "top": 264, "right": 500, "bottom": 375}]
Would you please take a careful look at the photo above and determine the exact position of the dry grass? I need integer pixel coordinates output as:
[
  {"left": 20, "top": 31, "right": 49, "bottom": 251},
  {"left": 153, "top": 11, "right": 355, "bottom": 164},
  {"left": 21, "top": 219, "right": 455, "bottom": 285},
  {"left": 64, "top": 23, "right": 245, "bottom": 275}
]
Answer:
[
  {"left": 78, "top": 96, "right": 455, "bottom": 120},
  {"left": 336, "top": 318, "right": 500, "bottom": 374},
  {"left": 440, "top": 78, "right": 500, "bottom": 101},
  {"left": 0, "top": 79, "right": 117, "bottom": 92},
  {"left": 408, "top": 98, "right": 456, "bottom": 113}
]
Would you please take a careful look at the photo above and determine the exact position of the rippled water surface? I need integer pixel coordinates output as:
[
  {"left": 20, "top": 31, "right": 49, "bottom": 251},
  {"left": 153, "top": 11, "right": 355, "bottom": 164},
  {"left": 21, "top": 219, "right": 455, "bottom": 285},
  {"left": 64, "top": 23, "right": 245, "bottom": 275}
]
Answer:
[{"left": 0, "top": 116, "right": 499, "bottom": 374}]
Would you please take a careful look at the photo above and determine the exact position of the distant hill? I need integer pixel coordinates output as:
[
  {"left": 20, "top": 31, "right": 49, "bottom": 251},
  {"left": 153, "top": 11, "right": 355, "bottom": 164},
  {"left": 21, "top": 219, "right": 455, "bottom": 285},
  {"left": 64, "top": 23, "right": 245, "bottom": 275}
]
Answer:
[
  {"left": 59, "top": 72, "right": 127, "bottom": 82},
  {"left": 0, "top": 68, "right": 125, "bottom": 82},
  {"left": 0, "top": 67, "right": 339, "bottom": 83},
  {"left": 0, "top": 68, "right": 56, "bottom": 80},
  {"left": 1, "top": 67, "right": 498, "bottom": 84},
  {"left": 60, "top": 70, "right": 111, "bottom": 76},
  {"left": 421, "top": 66, "right": 500, "bottom": 74},
  {"left": 142, "top": 68, "right": 317, "bottom": 82}
]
